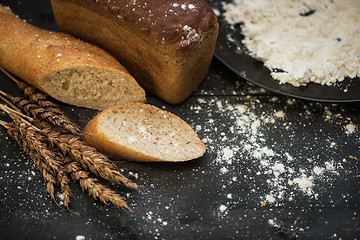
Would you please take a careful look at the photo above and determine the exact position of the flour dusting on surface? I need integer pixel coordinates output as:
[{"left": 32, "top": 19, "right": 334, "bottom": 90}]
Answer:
[
  {"left": 223, "top": 0, "right": 360, "bottom": 86},
  {"left": 195, "top": 95, "right": 359, "bottom": 214}
]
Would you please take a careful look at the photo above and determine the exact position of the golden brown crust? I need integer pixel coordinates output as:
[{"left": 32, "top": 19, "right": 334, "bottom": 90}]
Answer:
[
  {"left": 51, "top": 0, "right": 219, "bottom": 104},
  {"left": 0, "top": 4, "right": 145, "bottom": 109},
  {"left": 56, "top": 0, "right": 218, "bottom": 52},
  {"left": 0, "top": 5, "right": 123, "bottom": 89}
]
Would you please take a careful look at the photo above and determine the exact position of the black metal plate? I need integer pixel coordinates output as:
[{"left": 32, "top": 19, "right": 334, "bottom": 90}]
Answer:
[{"left": 209, "top": 0, "right": 360, "bottom": 102}]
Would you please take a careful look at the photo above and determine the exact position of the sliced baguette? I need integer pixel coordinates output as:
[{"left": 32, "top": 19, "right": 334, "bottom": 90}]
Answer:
[
  {"left": 0, "top": 5, "right": 145, "bottom": 110},
  {"left": 83, "top": 103, "right": 206, "bottom": 162}
]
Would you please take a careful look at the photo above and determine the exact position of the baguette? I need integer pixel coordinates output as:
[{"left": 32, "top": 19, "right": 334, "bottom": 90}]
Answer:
[
  {"left": 0, "top": 5, "right": 145, "bottom": 110},
  {"left": 50, "top": 0, "right": 219, "bottom": 104},
  {"left": 83, "top": 103, "right": 206, "bottom": 162}
]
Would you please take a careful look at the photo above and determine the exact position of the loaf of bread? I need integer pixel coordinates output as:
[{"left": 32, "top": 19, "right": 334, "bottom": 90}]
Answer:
[
  {"left": 83, "top": 103, "right": 206, "bottom": 162},
  {"left": 0, "top": 5, "right": 145, "bottom": 110},
  {"left": 50, "top": 0, "right": 219, "bottom": 104}
]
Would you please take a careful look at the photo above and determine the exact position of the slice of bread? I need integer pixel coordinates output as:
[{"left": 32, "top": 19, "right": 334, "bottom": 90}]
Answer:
[{"left": 83, "top": 103, "right": 206, "bottom": 162}]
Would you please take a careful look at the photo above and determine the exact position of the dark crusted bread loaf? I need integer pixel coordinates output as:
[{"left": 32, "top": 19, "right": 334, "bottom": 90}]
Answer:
[
  {"left": 50, "top": 0, "right": 219, "bottom": 104},
  {"left": 0, "top": 4, "right": 145, "bottom": 110},
  {"left": 83, "top": 103, "right": 206, "bottom": 162}
]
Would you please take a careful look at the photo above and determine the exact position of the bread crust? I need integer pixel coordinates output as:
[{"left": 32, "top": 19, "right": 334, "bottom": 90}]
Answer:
[
  {"left": 51, "top": 0, "right": 219, "bottom": 104},
  {"left": 83, "top": 103, "right": 206, "bottom": 162},
  {"left": 0, "top": 5, "right": 146, "bottom": 109},
  {"left": 53, "top": 0, "right": 218, "bottom": 52}
]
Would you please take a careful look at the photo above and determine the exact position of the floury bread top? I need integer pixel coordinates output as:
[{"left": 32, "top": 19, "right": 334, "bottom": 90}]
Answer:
[
  {"left": 51, "top": 0, "right": 219, "bottom": 104},
  {"left": 60, "top": 0, "right": 218, "bottom": 51}
]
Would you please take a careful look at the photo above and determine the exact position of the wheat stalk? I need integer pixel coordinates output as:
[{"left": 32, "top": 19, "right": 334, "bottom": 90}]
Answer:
[
  {"left": 0, "top": 67, "right": 60, "bottom": 108},
  {"left": 0, "top": 90, "right": 81, "bottom": 135},
  {"left": 0, "top": 101, "right": 138, "bottom": 190},
  {"left": 0, "top": 111, "right": 73, "bottom": 209},
  {"left": 15, "top": 118, "right": 72, "bottom": 208},
  {"left": 0, "top": 68, "right": 139, "bottom": 210},
  {"left": 0, "top": 121, "right": 58, "bottom": 204},
  {"left": 42, "top": 128, "right": 139, "bottom": 190},
  {"left": 65, "top": 158, "right": 131, "bottom": 211},
  {"left": 0, "top": 103, "right": 137, "bottom": 207},
  {"left": 1, "top": 114, "right": 133, "bottom": 210},
  {"left": 0, "top": 68, "right": 81, "bottom": 135}
]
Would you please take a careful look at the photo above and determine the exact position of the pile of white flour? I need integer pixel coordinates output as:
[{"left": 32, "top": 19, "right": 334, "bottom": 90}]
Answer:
[{"left": 223, "top": 0, "right": 360, "bottom": 86}]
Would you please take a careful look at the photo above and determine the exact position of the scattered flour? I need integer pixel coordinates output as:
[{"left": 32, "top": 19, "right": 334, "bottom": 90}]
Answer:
[
  {"left": 57, "top": 192, "right": 65, "bottom": 206},
  {"left": 76, "top": 235, "right": 85, "bottom": 240},
  {"left": 265, "top": 194, "right": 276, "bottom": 204},
  {"left": 253, "top": 147, "right": 275, "bottom": 159},
  {"left": 223, "top": 0, "right": 360, "bottom": 86},
  {"left": 292, "top": 175, "right": 314, "bottom": 196},
  {"left": 345, "top": 123, "right": 357, "bottom": 134},
  {"left": 219, "top": 204, "right": 228, "bottom": 213},
  {"left": 268, "top": 219, "right": 280, "bottom": 228},
  {"left": 221, "top": 146, "right": 234, "bottom": 163},
  {"left": 313, "top": 166, "right": 325, "bottom": 175},
  {"left": 274, "top": 111, "right": 285, "bottom": 119},
  {"left": 201, "top": 97, "right": 357, "bottom": 211},
  {"left": 271, "top": 163, "right": 286, "bottom": 177}
]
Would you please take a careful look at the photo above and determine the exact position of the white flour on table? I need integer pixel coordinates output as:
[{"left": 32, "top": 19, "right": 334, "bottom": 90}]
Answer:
[
  {"left": 195, "top": 95, "right": 358, "bottom": 214},
  {"left": 223, "top": 0, "right": 360, "bottom": 86}
]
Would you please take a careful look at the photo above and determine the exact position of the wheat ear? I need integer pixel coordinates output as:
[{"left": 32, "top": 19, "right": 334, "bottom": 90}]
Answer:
[
  {"left": 0, "top": 90, "right": 81, "bottom": 135},
  {"left": 0, "top": 120, "right": 58, "bottom": 204},
  {"left": 65, "top": 158, "right": 131, "bottom": 211},
  {"left": 0, "top": 109, "right": 73, "bottom": 209},
  {"left": 42, "top": 128, "right": 138, "bottom": 190},
  {"left": 0, "top": 67, "right": 59, "bottom": 109}
]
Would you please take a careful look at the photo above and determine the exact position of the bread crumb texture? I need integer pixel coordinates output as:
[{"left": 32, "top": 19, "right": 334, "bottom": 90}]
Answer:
[
  {"left": 83, "top": 103, "right": 206, "bottom": 162},
  {"left": 43, "top": 67, "right": 145, "bottom": 110}
]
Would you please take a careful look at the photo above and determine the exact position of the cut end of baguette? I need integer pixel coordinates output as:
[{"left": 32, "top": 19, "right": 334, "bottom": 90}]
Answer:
[
  {"left": 83, "top": 103, "right": 206, "bottom": 162},
  {"left": 42, "top": 67, "right": 146, "bottom": 110}
]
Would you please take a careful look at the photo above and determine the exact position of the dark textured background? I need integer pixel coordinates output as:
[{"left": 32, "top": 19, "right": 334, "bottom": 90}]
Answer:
[{"left": 0, "top": 1, "right": 359, "bottom": 239}]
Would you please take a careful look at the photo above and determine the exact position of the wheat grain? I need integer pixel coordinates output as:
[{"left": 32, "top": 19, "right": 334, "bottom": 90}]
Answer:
[
  {"left": 66, "top": 160, "right": 131, "bottom": 211},
  {"left": 1, "top": 114, "right": 73, "bottom": 209},
  {"left": 44, "top": 129, "right": 138, "bottom": 190},
  {"left": 1, "top": 121, "right": 58, "bottom": 203},
  {"left": 0, "top": 70, "right": 139, "bottom": 209},
  {"left": 14, "top": 116, "right": 73, "bottom": 208},
  {"left": 0, "top": 90, "right": 81, "bottom": 135},
  {"left": 0, "top": 103, "right": 137, "bottom": 190}
]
